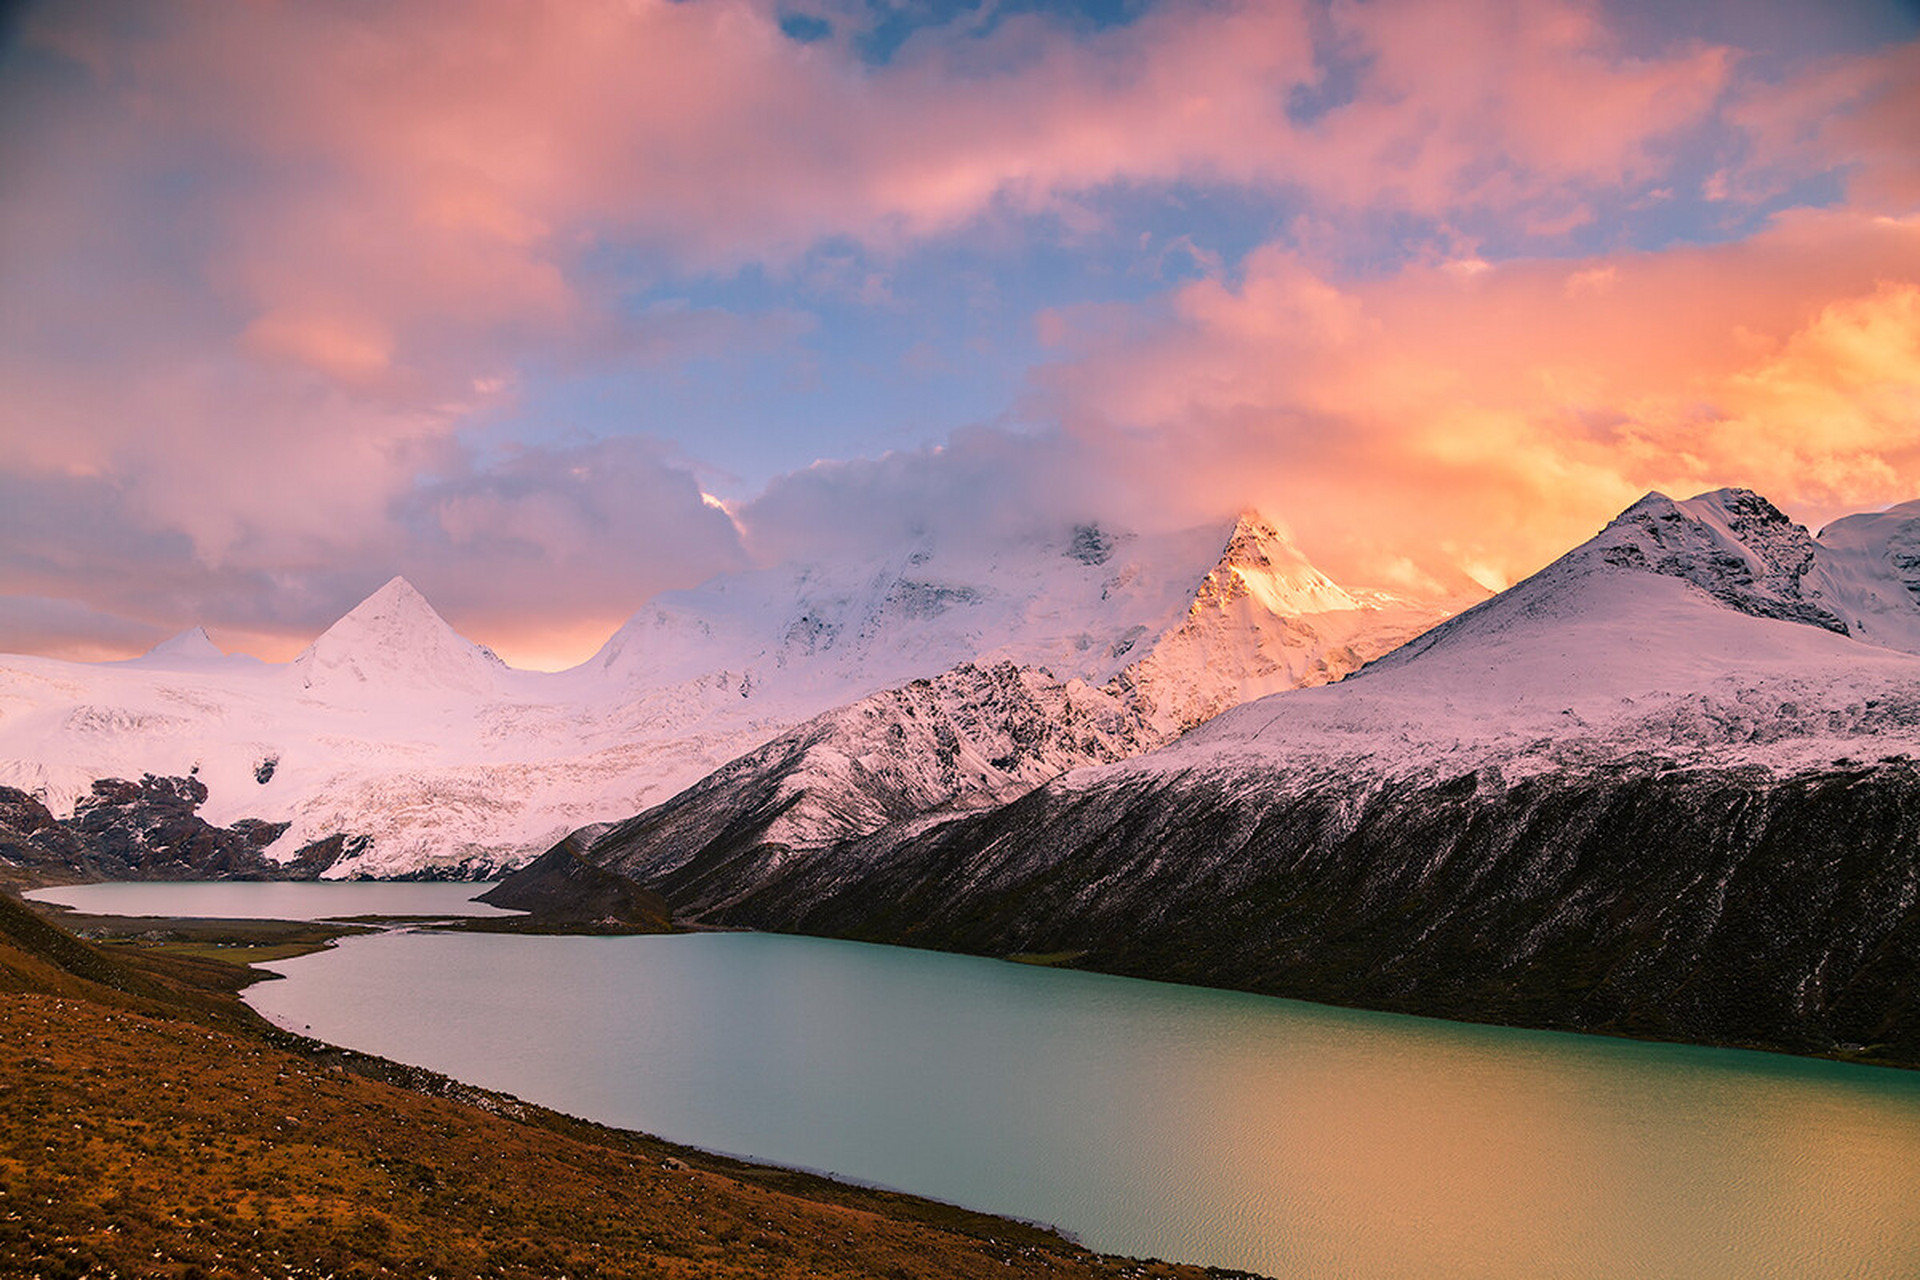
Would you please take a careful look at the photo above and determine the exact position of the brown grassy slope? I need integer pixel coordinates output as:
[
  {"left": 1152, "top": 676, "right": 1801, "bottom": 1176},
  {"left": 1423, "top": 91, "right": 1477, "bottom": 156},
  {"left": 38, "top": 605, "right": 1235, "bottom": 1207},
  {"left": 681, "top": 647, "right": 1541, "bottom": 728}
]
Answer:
[{"left": 0, "top": 898, "right": 1245, "bottom": 1280}]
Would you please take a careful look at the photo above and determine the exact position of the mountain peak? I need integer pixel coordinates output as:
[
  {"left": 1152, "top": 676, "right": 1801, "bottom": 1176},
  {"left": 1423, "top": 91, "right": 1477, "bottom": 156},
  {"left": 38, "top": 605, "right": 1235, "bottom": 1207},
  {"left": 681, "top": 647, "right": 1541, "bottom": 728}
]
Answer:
[
  {"left": 293, "top": 576, "right": 505, "bottom": 694},
  {"left": 1213, "top": 514, "right": 1290, "bottom": 568},
  {"left": 1198, "top": 510, "right": 1358, "bottom": 616},
  {"left": 1378, "top": 486, "right": 1852, "bottom": 677},
  {"left": 142, "top": 625, "right": 223, "bottom": 661},
  {"left": 1590, "top": 488, "right": 1844, "bottom": 633},
  {"left": 362, "top": 574, "right": 430, "bottom": 610},
  {"left": 1112, "top": 510, "right": 1448, "bottom": 735}
]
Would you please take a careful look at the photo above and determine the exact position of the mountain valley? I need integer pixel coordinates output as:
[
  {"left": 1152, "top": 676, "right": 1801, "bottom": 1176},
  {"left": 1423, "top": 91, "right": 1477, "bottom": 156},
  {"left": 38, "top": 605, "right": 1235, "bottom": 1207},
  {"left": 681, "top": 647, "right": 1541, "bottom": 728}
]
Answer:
[{"left": 506, "top": 489, "right": 1920, "bottom": 1067}]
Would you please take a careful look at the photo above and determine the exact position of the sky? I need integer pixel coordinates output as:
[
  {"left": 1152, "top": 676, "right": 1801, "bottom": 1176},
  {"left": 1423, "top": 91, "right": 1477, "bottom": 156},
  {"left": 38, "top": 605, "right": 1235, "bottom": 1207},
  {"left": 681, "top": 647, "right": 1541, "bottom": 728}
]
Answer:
[{"left": 2, "top": 0, "right": 1917, "bottom": 668}]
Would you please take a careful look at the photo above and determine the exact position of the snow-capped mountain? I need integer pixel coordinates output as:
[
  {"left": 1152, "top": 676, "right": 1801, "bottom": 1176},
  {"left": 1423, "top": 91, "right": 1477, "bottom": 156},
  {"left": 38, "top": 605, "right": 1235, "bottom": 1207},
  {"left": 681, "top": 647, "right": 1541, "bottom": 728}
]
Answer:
[
  {"left": 291, "top": 576, "right": 509, "bottom": 697},
  {"left": 1165, "top": 487, "right": 1920, "bottom": 781},
  {"left": 499, "top": 660, "right": 1164, "bottom": 920},
  {"left": 1115, "top": 512, "right": 1445, "bottom": 736},
  {"left": 0, "top": 513, "right": 1445, "bottom": 879},
  {"left": 588, "top": 521, "right": 1230, "bottom": 696},
  {"left": 496, "top": 512, "right": 1454, "bottom": 918},
  {"left": 641, "top": 489, "right": 1920, "bottom": 1066}
]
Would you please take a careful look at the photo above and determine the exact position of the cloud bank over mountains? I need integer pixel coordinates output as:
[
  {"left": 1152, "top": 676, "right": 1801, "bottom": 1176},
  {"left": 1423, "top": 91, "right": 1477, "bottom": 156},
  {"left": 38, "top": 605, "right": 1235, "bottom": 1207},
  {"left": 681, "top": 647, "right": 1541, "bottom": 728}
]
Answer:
[{"left": 2, "top": 0, "right": 1916, "bottom": 665}]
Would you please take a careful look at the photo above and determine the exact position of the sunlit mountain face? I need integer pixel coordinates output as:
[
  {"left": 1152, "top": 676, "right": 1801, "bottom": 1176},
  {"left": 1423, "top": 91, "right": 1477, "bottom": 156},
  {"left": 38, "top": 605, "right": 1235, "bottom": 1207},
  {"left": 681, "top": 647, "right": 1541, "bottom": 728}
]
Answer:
[{"left": 1, "top": 0, "right": 1916, "bottom": 671}]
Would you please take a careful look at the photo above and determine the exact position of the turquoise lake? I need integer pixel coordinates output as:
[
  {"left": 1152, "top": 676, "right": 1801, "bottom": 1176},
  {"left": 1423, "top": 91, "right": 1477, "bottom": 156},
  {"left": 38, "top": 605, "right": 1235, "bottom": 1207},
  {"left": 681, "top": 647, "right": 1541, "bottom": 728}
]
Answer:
[{"left": 35, "top": 881, "right": 1920, "bottom": 1278}]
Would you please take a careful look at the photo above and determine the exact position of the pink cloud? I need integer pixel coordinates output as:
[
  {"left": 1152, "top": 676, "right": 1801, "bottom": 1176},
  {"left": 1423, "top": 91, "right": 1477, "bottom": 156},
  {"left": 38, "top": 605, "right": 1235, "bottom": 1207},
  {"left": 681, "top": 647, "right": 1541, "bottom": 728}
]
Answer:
[
  {"left": 13, "top": 0, "right": 1768, "bottom": 287},
  {"left": 1290, "top": 0, "right": 1731, "bottom": 222},
  {"left": 3, "top": 0, "right": 1848, "bottom": 434},
  {"left": 1723, "top": 39, "right": 1920, "bottom": 211}
]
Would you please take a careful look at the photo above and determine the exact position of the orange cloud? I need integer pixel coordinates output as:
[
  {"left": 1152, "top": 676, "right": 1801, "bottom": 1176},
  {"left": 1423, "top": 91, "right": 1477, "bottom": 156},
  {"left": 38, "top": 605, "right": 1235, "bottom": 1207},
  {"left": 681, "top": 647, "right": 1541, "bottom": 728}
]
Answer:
[{"left": 1037, "top": 209, "right": 1920, "bottom": 592}]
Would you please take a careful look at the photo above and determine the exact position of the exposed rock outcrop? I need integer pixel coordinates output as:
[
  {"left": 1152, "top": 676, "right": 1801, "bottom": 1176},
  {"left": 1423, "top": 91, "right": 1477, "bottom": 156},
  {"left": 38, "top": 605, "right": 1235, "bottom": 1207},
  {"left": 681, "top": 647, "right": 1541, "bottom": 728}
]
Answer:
[{"left": 4, "top": 775, "right": 327, "bottom": 884}]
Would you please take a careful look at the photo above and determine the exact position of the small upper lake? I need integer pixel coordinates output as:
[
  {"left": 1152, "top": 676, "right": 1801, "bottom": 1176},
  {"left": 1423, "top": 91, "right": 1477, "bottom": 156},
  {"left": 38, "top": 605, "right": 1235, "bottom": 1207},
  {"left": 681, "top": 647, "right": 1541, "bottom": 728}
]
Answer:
[
  {"left": 45, "top": 882, "right": 1920, "bottom": 1277},
  {"left": 26, "top": 880, "right": 518, "bottom": 921}
]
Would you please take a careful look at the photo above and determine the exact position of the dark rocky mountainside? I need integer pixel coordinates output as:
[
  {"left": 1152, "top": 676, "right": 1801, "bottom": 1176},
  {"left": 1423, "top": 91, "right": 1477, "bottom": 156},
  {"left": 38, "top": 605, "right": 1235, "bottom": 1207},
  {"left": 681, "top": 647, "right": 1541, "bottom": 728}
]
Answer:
[
  {"left": 690, "top": 757, "right": 1920, "bottom": 1066},
  {"left": 0, "top": 775, "right": 343, "bottom": 886},
  {"left": 0, "top": 788, "right": 93, "bottom": 891},
  {"left": 477, "top": 833, "right": 672, "bottom": 930},
  {"left": 558, "top": 660, "right": 1160, "bottom": 921}
]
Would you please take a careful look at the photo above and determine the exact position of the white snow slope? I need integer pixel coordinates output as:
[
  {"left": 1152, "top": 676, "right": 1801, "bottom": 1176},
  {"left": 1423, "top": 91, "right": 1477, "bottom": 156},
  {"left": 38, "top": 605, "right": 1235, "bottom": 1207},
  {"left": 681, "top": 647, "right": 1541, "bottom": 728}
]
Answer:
[
  {"left": 1073, "top": 489, "right": 1920, "bottom": 798},
  {"left": 0, "top": 515, "right": 1447, "bottom": 877}
]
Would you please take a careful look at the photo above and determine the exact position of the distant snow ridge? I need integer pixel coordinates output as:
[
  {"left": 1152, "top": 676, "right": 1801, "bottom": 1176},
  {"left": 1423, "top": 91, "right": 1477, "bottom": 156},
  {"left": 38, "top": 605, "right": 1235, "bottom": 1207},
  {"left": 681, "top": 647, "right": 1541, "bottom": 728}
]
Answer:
[
  {"left": 0, "top": 514, "right": 1446, "bottom": 878},
  {"left": 1810, "top": 498, "right": 1920, "bottom": 655},
  {"left": 588, "top": 521, "right": 1232, "bottom": 696},
  {"left": 134, "top": 627, "right": 226, "bottom": 664}
]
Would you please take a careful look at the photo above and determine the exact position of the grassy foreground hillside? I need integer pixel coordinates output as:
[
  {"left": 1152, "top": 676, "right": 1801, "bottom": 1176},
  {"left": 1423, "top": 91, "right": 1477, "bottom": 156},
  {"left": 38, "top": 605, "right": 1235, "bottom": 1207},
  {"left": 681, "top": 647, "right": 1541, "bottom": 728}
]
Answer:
[{"left": 0, "top": 894, "right": 1240, "bottom": 1280}]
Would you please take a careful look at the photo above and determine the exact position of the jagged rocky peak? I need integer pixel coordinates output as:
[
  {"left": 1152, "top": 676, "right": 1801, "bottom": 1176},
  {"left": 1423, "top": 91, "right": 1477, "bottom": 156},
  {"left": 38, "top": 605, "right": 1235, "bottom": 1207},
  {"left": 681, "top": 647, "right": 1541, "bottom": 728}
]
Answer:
[
  {"left": 292, "top": 575, "right": 507, "bottom": 694},
  {"left": 1110, "top": 511, "right": 1452, "bottom": 738},
  {"left": 1191, "top": 510, "right": 1359, "bottom": 617},
  {"left": 142, "top": 625, "right": 223, "bottom": 661},
  {"left": 1588, "top": 488, "right": 1841, "bottom": 630},
  {"left": 1219, "top": 510, "right": 1288, "bottom": 567},
  {"left": 1359, "top": 486, "right": 1862, "bottom": 681}
]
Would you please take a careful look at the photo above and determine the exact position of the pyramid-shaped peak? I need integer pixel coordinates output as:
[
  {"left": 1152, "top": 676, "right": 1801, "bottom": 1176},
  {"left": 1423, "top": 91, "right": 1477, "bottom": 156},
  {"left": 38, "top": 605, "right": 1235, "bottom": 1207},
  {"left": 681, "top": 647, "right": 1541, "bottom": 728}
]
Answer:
[
  {"left": 318, "top": 576, "right": 460, "bottom": 639},
  {"left": 143, "top": 625, "right": 223, "bottom": 661},
  {"left": 295, "top": 576, "right": 505, "bottom": 694},
  {"left": 357, "top": 574, "right": 432, "bottom": 612}
]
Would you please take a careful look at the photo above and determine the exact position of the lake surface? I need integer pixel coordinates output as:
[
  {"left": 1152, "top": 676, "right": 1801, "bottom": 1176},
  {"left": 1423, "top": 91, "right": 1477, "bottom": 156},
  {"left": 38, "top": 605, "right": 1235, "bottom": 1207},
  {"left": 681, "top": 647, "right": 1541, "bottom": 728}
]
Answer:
[
  {"left": 25, "top": 880, "right": 517, "bottom": 920},
  {"left": 53, "top": 882, "right": 1920, "bottom": 1277}
]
